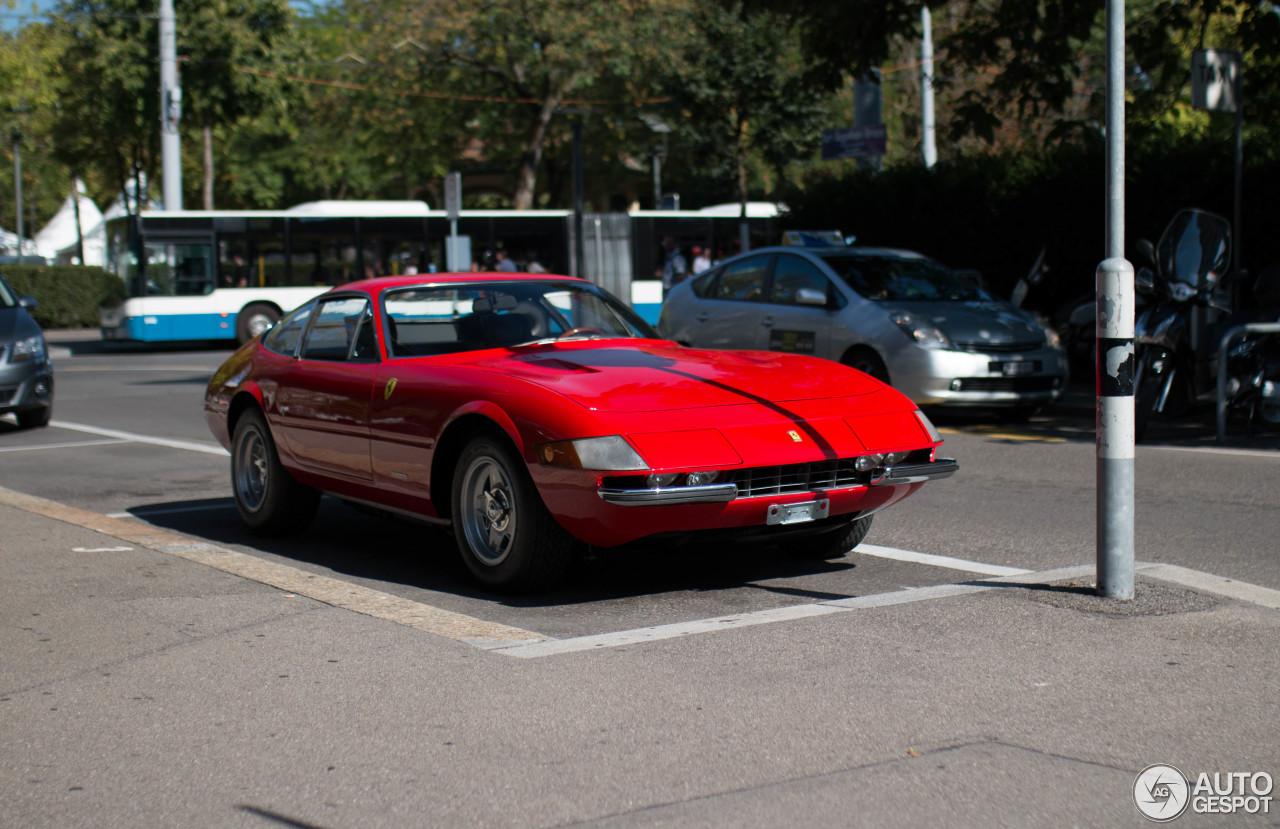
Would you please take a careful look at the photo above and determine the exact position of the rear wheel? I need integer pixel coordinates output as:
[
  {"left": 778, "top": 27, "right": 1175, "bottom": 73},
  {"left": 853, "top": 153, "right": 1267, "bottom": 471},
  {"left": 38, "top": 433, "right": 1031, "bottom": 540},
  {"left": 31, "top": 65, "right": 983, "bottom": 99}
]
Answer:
[
  {"left": 781, "top": 514, "right": 874, "bottom": 560},
  {"left": 231, "top": 407, "right": 319, "bottom": 535},
  {"left": 451, "top": 434, "right": 574, "bottom": 593},
  {"left": 842, "top": 347, "right": 890, "bottom": 385},
  {"left": 236, "top": 303, "right": 280, "bottom": 345}
]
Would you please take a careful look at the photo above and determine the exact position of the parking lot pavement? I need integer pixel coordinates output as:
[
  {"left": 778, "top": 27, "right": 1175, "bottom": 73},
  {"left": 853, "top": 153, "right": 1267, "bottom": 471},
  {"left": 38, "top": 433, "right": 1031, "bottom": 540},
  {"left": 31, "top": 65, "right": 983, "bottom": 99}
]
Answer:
[{"left": 4, "top": 491, "right": 1279, "bottom": 827}]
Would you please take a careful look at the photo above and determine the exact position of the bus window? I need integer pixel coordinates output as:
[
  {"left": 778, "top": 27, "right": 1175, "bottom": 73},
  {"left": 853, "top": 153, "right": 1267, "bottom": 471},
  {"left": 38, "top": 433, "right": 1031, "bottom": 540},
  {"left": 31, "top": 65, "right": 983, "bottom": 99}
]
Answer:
[{"left": 146, "top": 242, "right": 214, "bottom": 296}]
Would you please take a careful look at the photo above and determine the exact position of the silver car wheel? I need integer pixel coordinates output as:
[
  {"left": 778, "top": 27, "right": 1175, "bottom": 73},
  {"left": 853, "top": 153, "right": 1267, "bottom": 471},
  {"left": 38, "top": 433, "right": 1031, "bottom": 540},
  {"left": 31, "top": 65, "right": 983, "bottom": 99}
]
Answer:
[
  {"left": 459, "top": 455, "right": 518, "bottom": 566},
  {"left": 234, "top": 427, "right": 269, "bottom": 513}
]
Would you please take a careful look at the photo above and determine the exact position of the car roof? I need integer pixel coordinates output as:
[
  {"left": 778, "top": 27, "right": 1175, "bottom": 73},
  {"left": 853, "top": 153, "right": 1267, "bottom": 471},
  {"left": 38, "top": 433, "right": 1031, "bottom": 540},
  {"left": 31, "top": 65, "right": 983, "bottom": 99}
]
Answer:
[
  {"left": 336, "top": 272, "right": 591, "bottom": 294},
  {"left": 730, "top": 245, "right": 934, "bottom": 261}
]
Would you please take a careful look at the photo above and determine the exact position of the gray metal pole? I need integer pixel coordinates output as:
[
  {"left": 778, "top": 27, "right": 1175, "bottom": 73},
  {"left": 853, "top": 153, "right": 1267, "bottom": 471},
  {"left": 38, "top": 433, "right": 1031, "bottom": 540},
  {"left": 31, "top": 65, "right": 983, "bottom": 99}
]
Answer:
[
  {"left": 159, "top": 0, "right": 182, "bottom": 210},
  {"left": 12, "top": 131, "right": 22, "bottom": 248},
  {"left": 1233, "top": 98, "right": 1243, "bottom": 279},
  {"left": 920, "top": 7, "right": 937, "bottom": 169},
  {"left": 1097, "top": 0, "right": 1135, "bottom": 599},
  {"left": 572, "top": 118, "right": 584, "bottom": 279}
]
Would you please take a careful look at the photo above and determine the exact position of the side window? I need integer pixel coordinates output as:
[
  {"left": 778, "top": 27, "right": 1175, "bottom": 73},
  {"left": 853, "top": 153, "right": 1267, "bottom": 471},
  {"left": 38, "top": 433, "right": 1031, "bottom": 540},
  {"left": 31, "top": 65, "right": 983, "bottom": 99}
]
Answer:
[
  {"left": 262, "top": 302, "right": 314, "bottom": 356},
  {"left": 713, "top": 255, "right": 771, "bottom": 302},
  {"left": 691, "top": 268, "right": 719, "bottom": 298},
  {"left": 300, "top": 297, "right": 373, "bottom": 362},
  {"left": 768, "top": 255, "right": 830, "bottom": 305}
]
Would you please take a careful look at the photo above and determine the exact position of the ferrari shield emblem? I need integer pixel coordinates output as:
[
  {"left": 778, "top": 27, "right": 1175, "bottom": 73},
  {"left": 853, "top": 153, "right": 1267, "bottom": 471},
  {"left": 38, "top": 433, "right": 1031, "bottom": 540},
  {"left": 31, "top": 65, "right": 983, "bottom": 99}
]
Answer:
[
  {"left": 788, "top": 430, "right": 803, "bottom": 443},
  {"left": 384, "top": 378, "right": 398, "bottom": 400}
]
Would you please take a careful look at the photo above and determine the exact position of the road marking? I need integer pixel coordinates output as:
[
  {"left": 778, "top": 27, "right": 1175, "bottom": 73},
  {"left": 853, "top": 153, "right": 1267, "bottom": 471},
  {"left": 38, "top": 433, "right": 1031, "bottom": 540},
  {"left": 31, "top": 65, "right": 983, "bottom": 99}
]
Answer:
[
  {"left": 0, "top": 439, "right": 126, "bottom": 453},
  {"left": 53, "top": 366, "right": 218, "bottom": 372},
  {"left": 1144, "top": 444, "right": 1280, "bottom": 460},
  {"left": 4, "top": 486, "right": 1278, "bottom": 659},
  {"left": 939, "top": 427, "right": 1067, "bottom": 443},
  {"left": 51, "top": 420, "right": 229, "bottom": 456},
  {"left": 857, "top": 544, "right": 1031, "bottom": 577},
  {"left": 73, "top": 546, "right": 135, "bottom": 552}
]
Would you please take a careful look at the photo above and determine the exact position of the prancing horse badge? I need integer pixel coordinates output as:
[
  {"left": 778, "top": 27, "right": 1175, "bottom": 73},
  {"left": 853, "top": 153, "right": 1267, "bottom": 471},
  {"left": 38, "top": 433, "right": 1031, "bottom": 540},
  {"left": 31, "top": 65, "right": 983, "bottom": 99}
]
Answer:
[
  {"left": 384, "top": 378, "right": 398, "bottom": 400},
  {"left": 788, "top": 430, "right": 803, "bottom": 443}
]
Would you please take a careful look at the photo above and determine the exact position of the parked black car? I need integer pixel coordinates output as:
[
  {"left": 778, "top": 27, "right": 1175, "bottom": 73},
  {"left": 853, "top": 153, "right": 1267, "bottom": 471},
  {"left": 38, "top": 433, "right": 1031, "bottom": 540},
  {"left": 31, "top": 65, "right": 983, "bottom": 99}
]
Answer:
[{"left": 0, "top": 272, "right": 54, "bottom": 429}]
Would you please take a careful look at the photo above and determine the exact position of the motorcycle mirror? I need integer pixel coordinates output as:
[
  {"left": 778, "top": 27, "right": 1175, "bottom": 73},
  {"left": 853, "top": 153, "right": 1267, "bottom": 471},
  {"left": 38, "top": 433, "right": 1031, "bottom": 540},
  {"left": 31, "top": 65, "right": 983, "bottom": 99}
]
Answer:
[
  {"left": 1135, "top": 238, "right": 1156, "bottom": 265},
  {"left": 1136, "top": 267, "right": 1156, "bottom": 294},
  {"left": 1025, "top": 247, "right": 1047, "bottom": 287}
]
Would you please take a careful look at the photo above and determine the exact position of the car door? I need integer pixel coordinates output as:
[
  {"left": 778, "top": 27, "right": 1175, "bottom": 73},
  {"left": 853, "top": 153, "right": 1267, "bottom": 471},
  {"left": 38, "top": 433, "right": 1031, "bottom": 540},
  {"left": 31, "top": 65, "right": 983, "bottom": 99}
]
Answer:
[
  {"left": 274, "top": 295, "right": 377, "bottom": 481},
  {"left": 758, "top": 252, "right": 835, "bottom": 357},
  {"left": 682, "top": 253, "right": 774, "bottom": 350}
]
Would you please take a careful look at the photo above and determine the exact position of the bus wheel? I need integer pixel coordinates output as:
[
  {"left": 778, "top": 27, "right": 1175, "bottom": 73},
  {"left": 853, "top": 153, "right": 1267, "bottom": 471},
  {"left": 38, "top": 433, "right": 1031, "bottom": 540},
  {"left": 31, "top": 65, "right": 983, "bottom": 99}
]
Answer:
[{"left": 236, "top": 304, "right": 280, "bottom": 344}]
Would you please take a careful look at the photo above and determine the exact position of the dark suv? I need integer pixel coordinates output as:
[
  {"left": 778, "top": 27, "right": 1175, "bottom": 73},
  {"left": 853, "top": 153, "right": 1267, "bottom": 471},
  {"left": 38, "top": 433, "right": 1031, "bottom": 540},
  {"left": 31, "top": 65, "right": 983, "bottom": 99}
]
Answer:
[{"left": 0, "top": 272, "right": 54, "bottom": 429}]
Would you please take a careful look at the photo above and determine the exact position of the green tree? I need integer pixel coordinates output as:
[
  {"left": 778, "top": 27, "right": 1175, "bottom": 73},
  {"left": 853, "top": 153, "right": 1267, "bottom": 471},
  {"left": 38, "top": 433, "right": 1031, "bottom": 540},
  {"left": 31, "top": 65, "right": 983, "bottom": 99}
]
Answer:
[{"left": 663, "top": 3, "right": 825, "bottom": 214}]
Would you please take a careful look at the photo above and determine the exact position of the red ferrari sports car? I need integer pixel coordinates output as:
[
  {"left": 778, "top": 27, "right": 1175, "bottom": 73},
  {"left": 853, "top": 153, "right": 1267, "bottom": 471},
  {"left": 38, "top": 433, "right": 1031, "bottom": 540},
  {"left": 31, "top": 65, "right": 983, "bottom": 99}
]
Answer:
[{"left": 205, "top": 274, "right": 957, "bottom": 592}]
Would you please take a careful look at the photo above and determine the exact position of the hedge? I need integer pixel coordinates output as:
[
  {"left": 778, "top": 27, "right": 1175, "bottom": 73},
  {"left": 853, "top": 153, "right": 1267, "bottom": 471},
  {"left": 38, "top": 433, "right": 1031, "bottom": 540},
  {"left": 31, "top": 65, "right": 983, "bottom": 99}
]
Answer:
[{"left": 0, "top": 265, "right": 126, "bottom": 329}]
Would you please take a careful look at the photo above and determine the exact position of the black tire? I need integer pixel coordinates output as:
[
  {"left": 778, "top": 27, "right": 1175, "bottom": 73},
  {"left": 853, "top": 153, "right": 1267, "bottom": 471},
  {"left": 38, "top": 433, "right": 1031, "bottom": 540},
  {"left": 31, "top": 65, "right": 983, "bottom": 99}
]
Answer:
[
  {"left": 781, "top": 514, "right": 874, "bottom": 560},
  {"left": 236, "top": 303, "right": 280, "bottom": 345},
  {"left": 451, "top": 434, "right": 574, "bottom": 593},
  {"left": 231, "top": 407, "right": 319, "bottom": 536},
  {"left": 16, "top": 404, "right": 52, "bottom": 430},
  {"left": 842, "top": 347, "right": 890, "bottom": 385}
]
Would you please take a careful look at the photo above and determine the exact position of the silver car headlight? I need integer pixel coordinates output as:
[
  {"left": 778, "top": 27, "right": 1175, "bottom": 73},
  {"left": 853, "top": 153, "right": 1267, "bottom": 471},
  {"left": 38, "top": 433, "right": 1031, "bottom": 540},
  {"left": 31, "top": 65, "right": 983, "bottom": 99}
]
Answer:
[
  {"left": 10, "top": 334, "right": 47, "bottom": 363},
  {"left": 1042, "top": 321, "right": 1062, "bottom": 349},
  {"left": 890, "top": 312, "right": 952, "bottom": 350}
]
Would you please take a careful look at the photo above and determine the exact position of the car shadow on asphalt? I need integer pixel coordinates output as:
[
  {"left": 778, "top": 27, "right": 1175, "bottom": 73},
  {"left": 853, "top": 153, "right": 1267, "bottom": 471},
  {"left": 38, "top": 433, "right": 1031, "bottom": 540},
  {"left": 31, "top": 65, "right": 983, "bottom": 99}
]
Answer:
[{"left": 128, "top": 496, "right": 858, "bottom": 608}]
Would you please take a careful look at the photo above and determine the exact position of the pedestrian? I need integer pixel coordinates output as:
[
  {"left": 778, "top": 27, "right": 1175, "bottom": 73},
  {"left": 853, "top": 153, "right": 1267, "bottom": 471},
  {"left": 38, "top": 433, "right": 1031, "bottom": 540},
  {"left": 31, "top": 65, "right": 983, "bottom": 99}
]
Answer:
[
  {"left": 494, "top": 248, "right": 517, "bottom": 272},
  {"left": 692, "top": 245, "right": 711, "bottom": 274},
  {"left": 660, "top": 236, "right": 687, "bottom": 298},
  {"left": 525, "top": 251, "right": 547, "bottom": 273}
]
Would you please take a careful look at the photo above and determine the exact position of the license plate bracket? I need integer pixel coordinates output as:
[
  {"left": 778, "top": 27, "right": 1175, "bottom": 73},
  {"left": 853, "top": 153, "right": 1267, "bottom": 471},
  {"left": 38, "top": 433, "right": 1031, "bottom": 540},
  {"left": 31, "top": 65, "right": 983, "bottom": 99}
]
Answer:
[
  {"left": 991, "top": 360, "right": 1041, "bottom": 376},
  {"left": 766, "top": 499, "right": 830, "bottom": 526}
]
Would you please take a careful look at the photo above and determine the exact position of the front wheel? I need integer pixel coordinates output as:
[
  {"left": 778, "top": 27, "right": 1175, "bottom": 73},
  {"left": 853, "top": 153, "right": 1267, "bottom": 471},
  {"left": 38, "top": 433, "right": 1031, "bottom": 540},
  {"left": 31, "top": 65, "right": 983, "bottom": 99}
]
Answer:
[
  {"left": 16, "top": 404, "right": 52, "bottom": 430},
  {"left": 781, "top": 514, "right": 874, "bottom": 560},
  {"left": 842, "top": 347, "right": 890, "bottom": 385},
  {"left": 231, "top": 407, "right": 319, "bottom": 535},
  {"left": 451, "top": 434, "right": 574, "bottom": 593}
]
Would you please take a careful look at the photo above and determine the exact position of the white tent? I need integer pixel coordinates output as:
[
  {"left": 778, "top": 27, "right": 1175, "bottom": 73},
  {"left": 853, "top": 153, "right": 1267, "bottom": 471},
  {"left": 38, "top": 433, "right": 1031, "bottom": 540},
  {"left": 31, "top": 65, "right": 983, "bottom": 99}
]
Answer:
[
  {"left": 34, "top": 181, "right": 103, "bottom": 263},
  {"left": 0, "top": 226, "right": 39, "bottom": 258}
]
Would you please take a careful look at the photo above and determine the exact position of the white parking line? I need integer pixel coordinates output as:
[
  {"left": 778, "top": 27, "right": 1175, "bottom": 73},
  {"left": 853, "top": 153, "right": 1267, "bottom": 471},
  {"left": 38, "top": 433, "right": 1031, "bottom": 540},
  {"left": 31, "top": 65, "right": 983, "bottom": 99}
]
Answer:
[
  {"left": 856, "top": 544, "right": 1031, "bottom": 577},
  {"left": 0, "top": 439, "right": 126, "bottom": 453},
  {"left": 51, "top": 420, "right": 229, "bottom": 456}
]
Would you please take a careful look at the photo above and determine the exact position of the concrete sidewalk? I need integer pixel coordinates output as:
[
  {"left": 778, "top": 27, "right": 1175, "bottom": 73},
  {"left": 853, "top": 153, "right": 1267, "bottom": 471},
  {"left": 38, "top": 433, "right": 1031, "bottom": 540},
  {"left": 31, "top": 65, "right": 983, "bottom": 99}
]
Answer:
[{"left": 2, "top": 496, "right": 1278, "bottom": 827}]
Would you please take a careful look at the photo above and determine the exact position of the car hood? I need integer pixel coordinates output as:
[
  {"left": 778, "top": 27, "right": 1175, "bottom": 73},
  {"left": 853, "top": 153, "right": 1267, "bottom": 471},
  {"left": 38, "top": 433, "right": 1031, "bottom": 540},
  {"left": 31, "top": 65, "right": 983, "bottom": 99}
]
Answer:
[
  {"left": 470, "top": 340, "right": 885, "bottom": 413},
  {"left": 885, "top": 301, "right": 1046, "bottom": 347}
]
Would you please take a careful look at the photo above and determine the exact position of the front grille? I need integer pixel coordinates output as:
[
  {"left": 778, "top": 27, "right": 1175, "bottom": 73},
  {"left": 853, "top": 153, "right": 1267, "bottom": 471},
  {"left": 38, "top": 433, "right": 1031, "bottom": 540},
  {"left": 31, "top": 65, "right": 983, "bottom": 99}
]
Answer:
[
  {"left": 729, "top": 459, "right": 863, "bottom": 498},
  {"left": 953, "top": 340, "right": 1043, "bottom": 354},
  {"left": 955, "top": 376, "right": 1059, "bottom": 392}
]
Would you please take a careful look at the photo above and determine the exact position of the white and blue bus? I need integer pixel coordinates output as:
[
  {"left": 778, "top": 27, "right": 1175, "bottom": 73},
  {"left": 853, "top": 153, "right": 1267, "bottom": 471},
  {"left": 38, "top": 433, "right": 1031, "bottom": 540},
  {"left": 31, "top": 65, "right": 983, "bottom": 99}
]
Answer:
[{"left": 102, "top": 200, "right": 782, "bottom": 343}]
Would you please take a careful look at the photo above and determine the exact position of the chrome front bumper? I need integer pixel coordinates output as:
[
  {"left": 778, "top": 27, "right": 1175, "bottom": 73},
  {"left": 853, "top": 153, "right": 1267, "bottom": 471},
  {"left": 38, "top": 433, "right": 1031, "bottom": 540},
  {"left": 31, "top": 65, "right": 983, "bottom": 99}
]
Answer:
[{"left": 598, "top": 459, "right": 959, "bottom": 505}]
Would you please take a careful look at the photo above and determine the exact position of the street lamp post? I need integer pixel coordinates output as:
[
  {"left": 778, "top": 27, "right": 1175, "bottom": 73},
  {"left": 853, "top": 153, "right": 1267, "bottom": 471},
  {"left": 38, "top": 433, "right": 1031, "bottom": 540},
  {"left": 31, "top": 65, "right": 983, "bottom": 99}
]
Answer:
[
  {"left": 640, "top": 114, "right": 672, "bottom": 210},
  {"left": 11, "top": 129, "right": 22, "bottom": 249}
]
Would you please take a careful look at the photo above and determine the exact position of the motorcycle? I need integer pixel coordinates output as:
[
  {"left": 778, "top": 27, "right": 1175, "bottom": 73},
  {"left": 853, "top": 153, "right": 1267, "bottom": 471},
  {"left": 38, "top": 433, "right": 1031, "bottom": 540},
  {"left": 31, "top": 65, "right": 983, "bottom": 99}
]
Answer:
[
  {"left": 1133, "top": 209, "right": 1235, "bottom": 441},
  {"left": 1218, "top": 263, "right": 1280, "bottom": 437}
]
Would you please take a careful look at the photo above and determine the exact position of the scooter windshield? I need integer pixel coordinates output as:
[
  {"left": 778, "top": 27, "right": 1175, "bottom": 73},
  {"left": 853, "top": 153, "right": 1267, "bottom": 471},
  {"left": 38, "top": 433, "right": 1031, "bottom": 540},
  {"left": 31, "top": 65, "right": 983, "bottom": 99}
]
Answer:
[{"left": 1156, "top": 209, "right": 1231, "bottom": 289}]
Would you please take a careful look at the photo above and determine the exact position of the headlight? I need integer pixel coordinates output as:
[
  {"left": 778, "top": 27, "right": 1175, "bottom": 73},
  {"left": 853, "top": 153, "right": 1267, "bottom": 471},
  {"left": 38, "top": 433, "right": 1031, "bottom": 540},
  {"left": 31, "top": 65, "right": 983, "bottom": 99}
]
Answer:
[
  {"left": 10, "top": 334, "right": 46, "bottom": 362},
  {"left": 537, "top": 436, "right": 647, "bottom": 471},
  {"left": 914, "top": 409, "right": 943, "bottom": 443},
  {"left": 1169, "top": 282, "right": 1196, "bottom": 302},
  {"left": 890, "top": 312, "right": 952, "bottom": 349},
  {"left": 1042, "top": 323, "right": 1062, "bottom": 349}
]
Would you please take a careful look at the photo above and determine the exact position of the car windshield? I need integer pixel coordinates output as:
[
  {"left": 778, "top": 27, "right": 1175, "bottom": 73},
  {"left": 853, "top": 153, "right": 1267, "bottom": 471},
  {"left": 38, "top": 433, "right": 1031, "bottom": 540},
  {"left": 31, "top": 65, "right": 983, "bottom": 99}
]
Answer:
[
  {"left": 819, "top": 253, "right": 992, "bottom": 303},
  {"left": 383, "top": 279, "right": 659, "bottom": 356}
]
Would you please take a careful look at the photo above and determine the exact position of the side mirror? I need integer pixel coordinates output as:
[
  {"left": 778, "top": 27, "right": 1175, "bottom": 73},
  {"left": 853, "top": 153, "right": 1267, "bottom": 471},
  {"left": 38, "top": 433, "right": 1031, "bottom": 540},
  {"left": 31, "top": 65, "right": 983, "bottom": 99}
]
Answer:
[
  {"left": 954, "top": 269, "right": 984, "bottom": 288},
  {"left": 19, "top": 294, "right": 38, "bottom": 311},
  {"left": 795, "top": 287, "right": 828, "bottom": 307}
]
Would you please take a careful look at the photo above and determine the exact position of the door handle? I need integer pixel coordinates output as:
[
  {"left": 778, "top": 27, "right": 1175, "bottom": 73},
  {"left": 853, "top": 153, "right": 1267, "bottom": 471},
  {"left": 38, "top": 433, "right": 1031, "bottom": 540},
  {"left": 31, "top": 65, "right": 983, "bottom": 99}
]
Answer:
[
  {"left": 761, "top": 316, "right": 775, "bottom": 327},
  {"left": 695, "top": 313, "right": 709, "bottom": 323}
]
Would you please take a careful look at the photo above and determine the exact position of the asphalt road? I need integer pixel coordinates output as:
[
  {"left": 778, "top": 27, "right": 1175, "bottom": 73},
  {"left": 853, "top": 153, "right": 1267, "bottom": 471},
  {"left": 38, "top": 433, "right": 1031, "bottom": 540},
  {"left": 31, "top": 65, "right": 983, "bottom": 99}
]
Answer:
[
  {"left": 3, "top": 334, "right": 1279, "bottom": 827},
  {"left": 4, "top": 337, "right": 1280, "bottom": 628}
]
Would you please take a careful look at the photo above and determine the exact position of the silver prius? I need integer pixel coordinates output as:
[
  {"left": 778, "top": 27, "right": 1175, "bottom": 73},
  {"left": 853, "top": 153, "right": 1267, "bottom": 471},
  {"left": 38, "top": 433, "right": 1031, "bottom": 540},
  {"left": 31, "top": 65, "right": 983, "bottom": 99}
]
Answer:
[{"left": 658, "top": 245, "right": 1069, "bottom": 414}]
